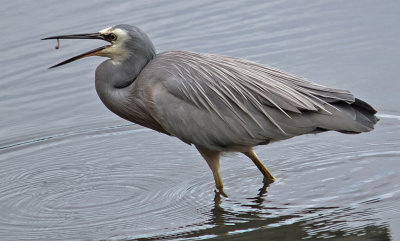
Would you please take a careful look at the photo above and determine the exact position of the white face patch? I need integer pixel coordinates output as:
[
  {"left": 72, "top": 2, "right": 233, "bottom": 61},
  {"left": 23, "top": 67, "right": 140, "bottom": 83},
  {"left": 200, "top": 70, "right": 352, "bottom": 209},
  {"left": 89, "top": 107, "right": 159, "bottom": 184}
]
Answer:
[
  {"left": 97, "top": 27, "right": 131, "bottom": 63},
  {"left": 99, "top": 26, "right": 112, "bottom": 34}
]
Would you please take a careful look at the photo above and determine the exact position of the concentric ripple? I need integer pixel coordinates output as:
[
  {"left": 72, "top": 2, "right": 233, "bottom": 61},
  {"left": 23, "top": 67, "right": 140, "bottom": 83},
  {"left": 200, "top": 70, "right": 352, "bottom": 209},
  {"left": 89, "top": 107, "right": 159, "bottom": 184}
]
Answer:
[
  {"left": 1, "top": 115, "right": 399, "bottom": 240},
  {"left": 0, "top": 125, "right": 214, "bottom": 240},
  {"left": 1, "top": 0, "right": 400, "bottom": 239}
]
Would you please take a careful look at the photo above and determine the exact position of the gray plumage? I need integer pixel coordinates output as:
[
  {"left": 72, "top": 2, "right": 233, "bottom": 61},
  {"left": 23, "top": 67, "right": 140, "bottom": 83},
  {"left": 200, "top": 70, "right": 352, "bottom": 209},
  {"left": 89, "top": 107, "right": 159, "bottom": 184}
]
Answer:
[{"left": 43, "top": 24, "right": 378, "bottom": 195}]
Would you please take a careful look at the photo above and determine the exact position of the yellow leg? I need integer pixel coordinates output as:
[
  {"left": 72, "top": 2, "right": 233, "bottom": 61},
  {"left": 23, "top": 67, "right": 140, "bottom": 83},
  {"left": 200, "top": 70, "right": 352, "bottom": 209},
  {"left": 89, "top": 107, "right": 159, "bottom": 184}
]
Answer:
[
  {"left": 196, "top": 146, "right": 226, "bottom": 196},
  {"left": 243, "top": 149, "right": 276, "bottom": 181}
]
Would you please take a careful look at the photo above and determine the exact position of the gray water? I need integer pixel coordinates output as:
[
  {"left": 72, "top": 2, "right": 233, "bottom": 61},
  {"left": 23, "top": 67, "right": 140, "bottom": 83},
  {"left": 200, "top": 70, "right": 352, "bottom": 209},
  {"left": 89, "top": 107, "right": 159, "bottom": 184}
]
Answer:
[{"left": 1, "top": 1, "right": 399, "bottom": 240}]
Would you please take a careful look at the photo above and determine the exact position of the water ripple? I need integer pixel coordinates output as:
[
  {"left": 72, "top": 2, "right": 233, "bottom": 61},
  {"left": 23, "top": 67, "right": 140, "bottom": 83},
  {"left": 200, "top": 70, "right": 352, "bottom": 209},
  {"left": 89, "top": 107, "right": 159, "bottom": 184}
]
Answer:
[
  {"left": 1, "top": 0, "right": 399, "bottom": 240},
  {"left": 0, "top": 113, "right": 399, "bottom": 240}
]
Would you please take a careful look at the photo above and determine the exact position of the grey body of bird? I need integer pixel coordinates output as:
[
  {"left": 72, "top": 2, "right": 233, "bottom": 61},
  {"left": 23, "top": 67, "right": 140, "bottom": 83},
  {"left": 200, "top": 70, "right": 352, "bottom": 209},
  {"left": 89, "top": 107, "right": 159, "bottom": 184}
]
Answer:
[{"left": 43, "top": 24, "right": 378, "bottom": 195}]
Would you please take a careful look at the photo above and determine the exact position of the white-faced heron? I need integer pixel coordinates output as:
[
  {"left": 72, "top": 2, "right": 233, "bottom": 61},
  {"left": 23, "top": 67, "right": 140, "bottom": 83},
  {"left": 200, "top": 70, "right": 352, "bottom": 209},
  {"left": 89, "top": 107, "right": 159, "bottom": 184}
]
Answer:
[{"left": 43, "top": 24, "right": 378, "bottom": 195}]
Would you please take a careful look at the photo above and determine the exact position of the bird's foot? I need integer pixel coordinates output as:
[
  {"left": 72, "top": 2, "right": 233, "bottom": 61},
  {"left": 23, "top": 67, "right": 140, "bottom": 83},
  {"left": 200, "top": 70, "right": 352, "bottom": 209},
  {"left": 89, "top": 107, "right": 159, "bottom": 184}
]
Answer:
[
  {"left": 263, "top": 176, "right": 275, "bottom": 186},
  {"left": 258, "top": 177, "right": 275, "bottom": 196},
  {"left": 214, "top": 188, "right": 228, "bottom": 199}
]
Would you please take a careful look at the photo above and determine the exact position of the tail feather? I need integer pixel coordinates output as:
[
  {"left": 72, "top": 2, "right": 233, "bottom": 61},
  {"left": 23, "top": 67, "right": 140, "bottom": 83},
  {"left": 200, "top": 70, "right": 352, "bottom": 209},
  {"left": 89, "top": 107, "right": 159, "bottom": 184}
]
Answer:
[
  {"left": 350, "top": 98, "right": 379, "bottom": 132},
  {"left": 353, "top": 98, "right": 378, "bottom": 114},
  {"left": 315, "top": 98, "right": 378, "bottom": 134}
]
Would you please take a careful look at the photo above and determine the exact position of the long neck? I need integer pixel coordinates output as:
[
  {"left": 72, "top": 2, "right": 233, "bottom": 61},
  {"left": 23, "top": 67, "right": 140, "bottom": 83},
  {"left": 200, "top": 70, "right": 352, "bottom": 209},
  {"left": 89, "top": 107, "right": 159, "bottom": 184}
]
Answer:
[
  {"left": 95, "top": 56, "right": 146, "bottom": 110},
  {"left": 99, "top": 52, "right": 152, "bottom": 88},
  {"left": 94, "top": 53, "right": 167, "bottom": 134}
]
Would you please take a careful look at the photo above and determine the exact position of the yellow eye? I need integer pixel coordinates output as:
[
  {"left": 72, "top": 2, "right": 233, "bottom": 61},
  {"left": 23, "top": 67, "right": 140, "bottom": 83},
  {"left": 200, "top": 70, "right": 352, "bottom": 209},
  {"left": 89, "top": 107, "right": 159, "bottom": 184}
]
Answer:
[{"left": 110, "top": 33, "right": 117, "bottom": 41}]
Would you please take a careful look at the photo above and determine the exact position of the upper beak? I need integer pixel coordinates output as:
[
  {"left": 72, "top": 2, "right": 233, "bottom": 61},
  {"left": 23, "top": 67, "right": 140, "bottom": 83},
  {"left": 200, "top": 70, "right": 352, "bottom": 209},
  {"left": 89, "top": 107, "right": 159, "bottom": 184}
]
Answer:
[{"left": 42, "top": 33, "right": 110, "bottom": 69}]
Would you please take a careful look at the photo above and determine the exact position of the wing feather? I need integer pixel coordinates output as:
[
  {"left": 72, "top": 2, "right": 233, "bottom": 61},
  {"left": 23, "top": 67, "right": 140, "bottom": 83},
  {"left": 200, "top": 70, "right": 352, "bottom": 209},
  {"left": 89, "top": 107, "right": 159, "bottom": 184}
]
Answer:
[
  {"left": 153, "top": 51, "right": 354, "bottom": 133},
  {"left": 139, "top": 50, "right": 369, "bottom": 151}
]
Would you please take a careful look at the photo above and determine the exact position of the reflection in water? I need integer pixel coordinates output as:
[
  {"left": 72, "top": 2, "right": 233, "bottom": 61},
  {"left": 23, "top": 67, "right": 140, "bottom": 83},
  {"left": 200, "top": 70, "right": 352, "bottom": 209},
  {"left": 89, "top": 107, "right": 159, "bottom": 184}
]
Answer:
[
  {"left": 1, "top": 0, "right": 399, "bottom": 240},
  {"left": 139, "top": 181, "right": 391, "bottom": 241},
  {"left": 0, "top": 117, "right": 397, "bottom": 241}
]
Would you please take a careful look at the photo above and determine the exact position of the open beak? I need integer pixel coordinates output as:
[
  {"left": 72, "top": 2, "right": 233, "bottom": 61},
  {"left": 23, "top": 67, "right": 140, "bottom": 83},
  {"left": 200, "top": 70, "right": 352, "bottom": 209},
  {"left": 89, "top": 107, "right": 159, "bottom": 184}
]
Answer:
[{"left": 42, "top": 33, "right": 110, "bottom": 69}]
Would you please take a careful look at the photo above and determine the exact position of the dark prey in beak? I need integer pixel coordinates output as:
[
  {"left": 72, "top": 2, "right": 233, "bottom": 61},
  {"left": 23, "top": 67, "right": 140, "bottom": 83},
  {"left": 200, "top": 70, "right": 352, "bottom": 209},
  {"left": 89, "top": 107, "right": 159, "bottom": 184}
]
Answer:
[{"left": 42, "top": 33, "right": 110, "bottom": 69}]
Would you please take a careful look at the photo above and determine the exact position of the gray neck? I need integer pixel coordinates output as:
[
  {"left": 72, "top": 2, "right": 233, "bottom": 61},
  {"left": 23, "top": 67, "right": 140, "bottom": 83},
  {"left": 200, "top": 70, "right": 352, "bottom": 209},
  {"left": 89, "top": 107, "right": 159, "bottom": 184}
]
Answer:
[
  {"left": 97, "top": 52, "right": 153, "bottom": 89},
  {"left": 94, "top": 52, "right": 154, "bottom": 122}
]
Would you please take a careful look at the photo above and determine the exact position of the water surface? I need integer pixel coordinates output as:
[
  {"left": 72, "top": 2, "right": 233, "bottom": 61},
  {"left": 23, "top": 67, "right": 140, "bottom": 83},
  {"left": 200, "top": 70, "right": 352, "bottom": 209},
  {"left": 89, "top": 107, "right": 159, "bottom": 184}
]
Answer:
[{"left": 1, "top": 0, "right": 399, "bottom": 240}]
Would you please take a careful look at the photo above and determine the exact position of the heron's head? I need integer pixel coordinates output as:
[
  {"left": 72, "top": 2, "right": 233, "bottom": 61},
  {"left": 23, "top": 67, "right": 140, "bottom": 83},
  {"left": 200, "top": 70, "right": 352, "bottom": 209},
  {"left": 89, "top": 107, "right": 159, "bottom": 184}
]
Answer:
[{"left": 42, "top": 24, "right": 155, "bottom": 68}]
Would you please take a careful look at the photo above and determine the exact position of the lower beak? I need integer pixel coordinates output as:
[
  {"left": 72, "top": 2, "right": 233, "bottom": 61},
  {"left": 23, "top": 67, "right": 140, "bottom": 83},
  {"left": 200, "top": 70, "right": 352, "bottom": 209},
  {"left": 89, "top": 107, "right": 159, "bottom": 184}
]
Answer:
[{"left": 42, "top": 33, "right": 110, "bottom": 69}]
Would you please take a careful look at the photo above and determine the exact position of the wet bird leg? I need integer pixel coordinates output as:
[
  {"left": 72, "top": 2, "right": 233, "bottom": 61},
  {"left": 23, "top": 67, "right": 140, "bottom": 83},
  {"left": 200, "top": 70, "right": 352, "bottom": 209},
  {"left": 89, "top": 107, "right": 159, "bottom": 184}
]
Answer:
[
  {"left": 196, "top": 146, "right": 226, "bottom": 196},
  {"left": 243, "top": 149, "right": 276, "bottom": 181}
]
